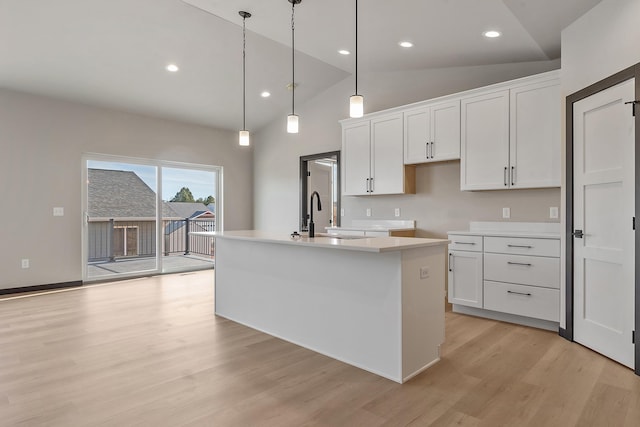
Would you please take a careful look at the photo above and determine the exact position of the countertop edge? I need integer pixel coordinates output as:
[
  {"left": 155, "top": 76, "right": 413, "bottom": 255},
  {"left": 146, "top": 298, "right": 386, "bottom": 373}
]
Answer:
[{"left": 191, "top": 231, "right": 449, "bottom": 253}]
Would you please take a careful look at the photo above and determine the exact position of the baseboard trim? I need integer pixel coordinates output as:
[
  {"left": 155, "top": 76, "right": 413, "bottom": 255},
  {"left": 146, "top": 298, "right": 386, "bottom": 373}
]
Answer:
[
  {"left": 452, "top": 304, "right": 560, "bottom": 332},
  {"left": 0, "top": 280, "right": 82, "bottom": 295}
]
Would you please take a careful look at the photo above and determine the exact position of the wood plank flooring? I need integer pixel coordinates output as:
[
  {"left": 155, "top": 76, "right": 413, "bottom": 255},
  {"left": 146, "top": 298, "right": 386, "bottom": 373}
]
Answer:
[{"left": 0, "top": 270, "right": 638, "bottom": 426}]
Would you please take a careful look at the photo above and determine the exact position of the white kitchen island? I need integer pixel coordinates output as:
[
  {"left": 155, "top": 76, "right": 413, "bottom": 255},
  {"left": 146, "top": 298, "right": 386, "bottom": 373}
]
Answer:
[{"left": 193, "top": 230, "right": 449, "bottom": 384}]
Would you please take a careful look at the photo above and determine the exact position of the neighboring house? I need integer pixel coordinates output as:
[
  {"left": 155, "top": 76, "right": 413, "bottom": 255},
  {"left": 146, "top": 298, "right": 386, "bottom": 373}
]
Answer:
[{"left": 87, "top": 168, "right": 215, "bottom": 261}]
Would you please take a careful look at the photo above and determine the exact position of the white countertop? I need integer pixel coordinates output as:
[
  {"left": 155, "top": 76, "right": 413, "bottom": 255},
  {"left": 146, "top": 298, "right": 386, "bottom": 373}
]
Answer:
[
  {"left": 191, "top": 230, "right": 448, "bottom": 253},
  {"left": 448, "top": 221, "right": 561, "bottom": 239}
]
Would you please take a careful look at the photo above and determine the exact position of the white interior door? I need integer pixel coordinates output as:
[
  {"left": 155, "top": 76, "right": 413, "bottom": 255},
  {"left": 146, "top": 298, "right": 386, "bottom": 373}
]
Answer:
[{"left": 573, "top": 78, "right": 635, "bottom": 369}]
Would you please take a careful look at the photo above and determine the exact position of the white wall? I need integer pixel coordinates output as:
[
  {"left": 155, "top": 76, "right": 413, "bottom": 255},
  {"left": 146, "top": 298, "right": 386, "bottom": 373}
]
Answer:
[
  {"left": 0, "top": 89, "right": 253, "bottom": 289},
  {"left": 559, "top": 0, "right": 640, "bottom": 329},
  {"left": 254, "top": 60, "right": 561, "bottom": 235}
]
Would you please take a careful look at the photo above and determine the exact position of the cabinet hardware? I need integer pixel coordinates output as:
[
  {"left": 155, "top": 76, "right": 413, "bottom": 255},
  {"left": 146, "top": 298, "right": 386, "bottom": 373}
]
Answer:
[
  {"left": 507, "top": 290, "right": 532, "bottom": 296},
  {"left": 624, "top": 100, "right": 639, "bottom": 117},
  {"left": 448, "top": 253, "right": 453, "bottom": 272},
  {"left": 430, "top": 141, "right": 434, "bottom": 159},
  {"left": 366, "top": 178, "right": 370, "bottom": 193},
  {"left": 454, "top": 242, "right": 476, "bottom": 245},
  {"left": 572, "top": 229, "right": 583, "bottom": 238},
  {"left": 511, "top": 166, "right": 515, "bottom": 186},
  {"left": 425, "top": 142, "right": 429, "bottom": 159},
  {"left": 507, "top": 261, "right": 532, "bottom": 266},
  {"left": 370, "top": 177, "right": 374, "bottom": 193},
  {"left": 507, "top": 244, "right": 532, "bottom": 248},
  {"left": 504, "top": 167, "right": 508, "bottom": 186}
]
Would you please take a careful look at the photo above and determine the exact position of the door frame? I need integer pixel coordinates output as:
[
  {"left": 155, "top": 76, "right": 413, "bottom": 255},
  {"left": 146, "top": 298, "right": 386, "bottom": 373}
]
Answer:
[
  {"left": 299, "top": 151, "right": 341, "bottom": 232},
  {"left": 564, "top": 63, "right": 640, "bottom": 374}
]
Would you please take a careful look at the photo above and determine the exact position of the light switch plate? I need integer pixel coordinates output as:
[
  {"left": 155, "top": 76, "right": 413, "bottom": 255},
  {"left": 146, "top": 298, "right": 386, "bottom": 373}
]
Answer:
[
  {"left": 502, "top": 207, "right": 510, "bottom": 219},
  {"left": 394, "top": 208, "right": 401, "bottom": 217},
  {"left": 21, "top": 259, "right": 29, "bottom": 269},
  {"left": 340, "top": 208, "right": 345, "bottom": 217},
  {"left": 53, "top": 207, "right": 64, "bottom": 216},
  {"left": 550, "top": 207, "right": 559, "bottom": 219},
  {"left": 366, "top": 208, "right": 371, "bottom": 217},
  {"left": 420, "top": 267, "right": 429, "bottom": 279}
]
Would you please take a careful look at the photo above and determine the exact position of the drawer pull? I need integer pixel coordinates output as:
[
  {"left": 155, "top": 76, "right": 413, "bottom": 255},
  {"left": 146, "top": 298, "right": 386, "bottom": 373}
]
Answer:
[
  {"left": 454, "top": 241, "right": 476, "bottom": 245},
  {"left": 507, "top": 290, "right": 532, "bottom": 296},
  {"left": 507, "top": 261, "right": 532, "bottom": 266},
  {"left": 507, "top": 244, "right": 533, "bottom": 249}
]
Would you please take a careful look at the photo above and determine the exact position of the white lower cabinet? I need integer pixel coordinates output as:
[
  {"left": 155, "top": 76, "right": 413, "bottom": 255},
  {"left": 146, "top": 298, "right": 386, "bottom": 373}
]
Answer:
[
  {"left": 448, "top": 232, "right": 560, "bottom": 328},
  {"left": 483, "top": 281, "right": 559, "bottom": 322},
  {"left": 448, "top": 234, "right": 483, "bottom": 308}
]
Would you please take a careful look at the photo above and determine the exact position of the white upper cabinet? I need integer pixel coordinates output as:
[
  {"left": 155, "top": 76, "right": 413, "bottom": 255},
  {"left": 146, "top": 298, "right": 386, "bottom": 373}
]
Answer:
[
  {"left": 342, "top": 113, "right": 413, "bottom": 196},
  {"left": 343, "top": 120, "right": 371, "bottom": 196},
  {"left": 460, "top": 73, "right": 561, "bottom": 191},
  {"left": 371, "top": 113, "right": 406, "bottom": 195},
  {"left": 404, "top": 99, "right": 460, "bottom": 164},
  {"left": 460, "top": 90, "right": 510, "bottom": 190},
  {"left": 509, "top": 80, "right": 561, "bottom": 188}
]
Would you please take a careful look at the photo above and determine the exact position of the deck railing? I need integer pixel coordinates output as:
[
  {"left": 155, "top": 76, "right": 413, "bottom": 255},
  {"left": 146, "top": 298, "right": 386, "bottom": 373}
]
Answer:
[{"left": 87, "top": 218, "right": 215, "bottom": 262}]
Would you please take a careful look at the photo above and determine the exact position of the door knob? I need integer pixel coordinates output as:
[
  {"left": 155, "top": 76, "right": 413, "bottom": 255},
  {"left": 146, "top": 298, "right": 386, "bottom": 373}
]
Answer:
[{"left": 572, "top": 229, "right": 583, "bottom": 238}]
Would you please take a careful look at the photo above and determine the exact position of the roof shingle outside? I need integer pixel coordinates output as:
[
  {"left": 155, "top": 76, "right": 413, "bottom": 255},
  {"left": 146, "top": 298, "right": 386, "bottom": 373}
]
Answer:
[{"left": 88, "top": 169, "right": 212, "bottom": 220}]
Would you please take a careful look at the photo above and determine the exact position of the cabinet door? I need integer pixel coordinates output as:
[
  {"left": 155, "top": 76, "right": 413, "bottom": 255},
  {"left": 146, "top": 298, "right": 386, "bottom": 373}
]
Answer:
[
  {"left": 430, "top": 99, "right": 460, "bottom": 161},
  {"left": 404, "top": 106, "right": 430, "bottom": 164},
  {"left": 370, "top": 113, "right": 405, "bottom": 195},
  {"left": 509, "top": 80, "right": 561, "bottom": 188},
  {"left": 448, "top": 250, "right": 483, "bottom": 308},
  {"left": 342, "top": 120, "right": 371, "bottom": 196},
  {"left": 460, "top": 90, "right": 510, "bottom": 190}
]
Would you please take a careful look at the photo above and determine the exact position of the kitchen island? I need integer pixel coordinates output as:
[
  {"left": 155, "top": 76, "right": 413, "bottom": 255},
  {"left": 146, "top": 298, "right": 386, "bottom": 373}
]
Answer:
[{"left": 192, "top": 230, "right": 449, "bottom": 383}]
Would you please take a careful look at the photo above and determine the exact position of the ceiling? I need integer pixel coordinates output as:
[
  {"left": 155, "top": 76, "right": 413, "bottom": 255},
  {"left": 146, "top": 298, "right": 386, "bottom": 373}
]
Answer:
[{"left": 0, "top": 0, "right": 601, "bottom": 132}]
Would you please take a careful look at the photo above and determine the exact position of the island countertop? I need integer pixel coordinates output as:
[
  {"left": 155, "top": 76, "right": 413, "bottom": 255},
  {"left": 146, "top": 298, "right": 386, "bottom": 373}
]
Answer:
[{"left": 190, "top": 230, "right": 448, "bottom": 253}]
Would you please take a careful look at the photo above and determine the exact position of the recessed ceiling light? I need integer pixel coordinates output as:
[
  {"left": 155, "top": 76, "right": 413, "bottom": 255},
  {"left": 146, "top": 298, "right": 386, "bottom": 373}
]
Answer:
[
  {"left": 399, "top": 41, "right": 414, "bottom": 48},
  {"left": 261, "top": 91, "right": 271, "bottom": 98},
  {"left": 166, "top": 64, "right": 179, "bottom": 72},
  {"left": 338, "top": 49, "right": 350, "bottom": 55},
  {"left": 483, "top": 30, "right": 501, "bottom": 38}
]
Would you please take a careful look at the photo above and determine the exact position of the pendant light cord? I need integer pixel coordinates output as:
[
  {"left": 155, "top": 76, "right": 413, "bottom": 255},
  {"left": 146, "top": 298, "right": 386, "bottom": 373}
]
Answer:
[
  {"left": 242, "top": 15, "right": 247, "bottom": 131},
  {"left": 291, "top": 1, "right": 296, "bottom": 115},
  {"left": 355, "top": 0, "right": 358, "bottom": 96}
]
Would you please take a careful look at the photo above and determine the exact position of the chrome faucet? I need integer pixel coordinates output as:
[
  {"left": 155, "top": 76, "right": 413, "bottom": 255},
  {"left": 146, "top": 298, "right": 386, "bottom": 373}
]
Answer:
[{"left": 309, "top": 191, "right": 322, "bottom": 237}]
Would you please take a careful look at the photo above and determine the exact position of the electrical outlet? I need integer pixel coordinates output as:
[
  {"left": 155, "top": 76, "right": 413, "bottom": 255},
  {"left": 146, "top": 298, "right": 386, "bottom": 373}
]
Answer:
[
  {"left": 502, "top": 207, "right": 510, "bottom": 219},
  {"left": 340, "top": 208, "right": 345, "bottom": 217},
  {"left": 420, "top": 266, "right": 430, "bottom": 279},
  {"left": 394, "top": 208, "right": 401, "bottom": 217},
  {"left": 550, "top": 206, "right": 559, "bottom": 219},
  {"left": 53, "top": 207, "right": 64, "bottom": 216},
  {"left": 21, "top": 259, "right": 29, "bottom": 269},
  {"left": 366, "top": 208, "right": 371, "bottom": 217}
]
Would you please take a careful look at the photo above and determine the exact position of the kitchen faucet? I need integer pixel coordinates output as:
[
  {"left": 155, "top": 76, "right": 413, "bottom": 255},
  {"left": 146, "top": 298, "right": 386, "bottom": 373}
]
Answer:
[{"left": 309, "top": 191, "right": 322, "bottom": 237}]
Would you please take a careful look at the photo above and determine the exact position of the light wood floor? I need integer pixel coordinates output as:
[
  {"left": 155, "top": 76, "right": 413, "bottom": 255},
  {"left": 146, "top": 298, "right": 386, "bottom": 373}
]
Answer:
[{"left": 1, "top": 271, "right": 638, "bottom": 426}]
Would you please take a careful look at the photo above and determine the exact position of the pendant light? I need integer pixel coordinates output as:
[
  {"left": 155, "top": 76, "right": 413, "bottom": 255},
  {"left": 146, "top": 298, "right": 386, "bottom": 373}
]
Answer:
[
  {"left": 287, "top": 0, "right": 301, "bottom": 133},
  {"left": 239, "top": 11, "right": 251, "bottom": 146},
  {"left": 349, "top": 0, "right": 364, "bottom": 118}
]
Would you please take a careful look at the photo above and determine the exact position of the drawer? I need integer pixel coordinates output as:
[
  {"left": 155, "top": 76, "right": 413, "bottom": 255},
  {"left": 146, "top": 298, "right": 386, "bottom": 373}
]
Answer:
[
  {"left": 484, "top": 281, "right": 559, "bottom": 322},
  {"left": 484, "top": 236, "right": 559, "bottom": 257},
  {"left": 448, "top": 234, "right": 483, "bottom": 252},
  {"left": 484, "top": 253, "right": 559, "bottom": 289}
]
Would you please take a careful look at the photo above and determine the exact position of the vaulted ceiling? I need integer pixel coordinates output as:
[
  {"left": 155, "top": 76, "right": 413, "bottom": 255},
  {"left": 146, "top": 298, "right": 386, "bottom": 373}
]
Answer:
[{"left": 0, "top": 0, "right": 601, "bottom": 131}]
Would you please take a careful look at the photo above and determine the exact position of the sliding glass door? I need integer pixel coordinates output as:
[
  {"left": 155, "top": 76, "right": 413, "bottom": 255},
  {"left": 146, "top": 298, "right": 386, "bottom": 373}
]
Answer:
[{"left": 83, "top": 155, "right": 220, "bottom": 281}]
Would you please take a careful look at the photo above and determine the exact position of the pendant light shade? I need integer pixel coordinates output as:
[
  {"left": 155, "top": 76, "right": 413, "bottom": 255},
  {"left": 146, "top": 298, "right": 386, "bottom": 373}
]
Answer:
[
  {"left": 239, "top": 11, "right": 251, "bottom": 146},
  {"left": 349, "top": 95, "right": 363, "bottom": 118},
  {"left": 287, "top": 114, "right": 299, "bottom": 133},
  {"left": 287, "top": 0, "right": 302, "bottom": 133},
  {"left": 349, "top": 0, "right": 364, "bottom": 118},
  {"left": 239, "top": 130, "right": 250, "bottom": 146}
]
